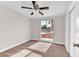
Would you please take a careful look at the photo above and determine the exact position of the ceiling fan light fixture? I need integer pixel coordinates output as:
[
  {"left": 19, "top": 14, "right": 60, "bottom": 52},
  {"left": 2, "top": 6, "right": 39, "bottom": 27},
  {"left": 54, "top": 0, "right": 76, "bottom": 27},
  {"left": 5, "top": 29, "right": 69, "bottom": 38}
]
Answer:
[{"left": 21, "top": 1, "right": 49, "bottom": 15}]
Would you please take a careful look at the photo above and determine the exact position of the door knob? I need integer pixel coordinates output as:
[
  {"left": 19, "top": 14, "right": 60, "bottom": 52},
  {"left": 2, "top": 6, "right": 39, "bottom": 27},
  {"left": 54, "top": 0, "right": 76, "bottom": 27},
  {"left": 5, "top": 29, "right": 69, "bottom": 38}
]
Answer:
[{"left": 73, "top": 43, "right": 79, "bottom": 47}]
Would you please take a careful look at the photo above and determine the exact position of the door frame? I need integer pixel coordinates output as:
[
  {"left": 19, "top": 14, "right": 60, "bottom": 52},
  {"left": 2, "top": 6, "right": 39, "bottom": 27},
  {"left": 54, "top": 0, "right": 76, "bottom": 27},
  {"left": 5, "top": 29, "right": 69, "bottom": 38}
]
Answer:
[
  {"left": 65, "top": 2, "right": 76, "bottom": 56},
  {"left": 68, "top": 2, "right": 76, "bottom": 56}
]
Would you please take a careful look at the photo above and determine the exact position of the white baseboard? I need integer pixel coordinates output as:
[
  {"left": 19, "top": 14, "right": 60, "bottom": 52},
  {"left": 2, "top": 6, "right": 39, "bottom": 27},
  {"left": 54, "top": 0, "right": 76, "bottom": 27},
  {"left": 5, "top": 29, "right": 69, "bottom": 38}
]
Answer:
[
  {"left": 0, "top": 39, "right": 31, "bottom": 53},
  {"left": 53, "top": 41, "right": 65, "bottom": 45}
]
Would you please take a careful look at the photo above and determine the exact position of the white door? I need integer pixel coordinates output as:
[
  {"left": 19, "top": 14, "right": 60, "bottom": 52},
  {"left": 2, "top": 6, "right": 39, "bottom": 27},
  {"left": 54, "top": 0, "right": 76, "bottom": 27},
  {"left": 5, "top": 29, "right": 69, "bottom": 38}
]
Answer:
[
  {"left": 69, "top": 2, "right": 79, "bottom": 57},
  {"left": 74, "top": 2, "right": 79, "bottom": 57}
]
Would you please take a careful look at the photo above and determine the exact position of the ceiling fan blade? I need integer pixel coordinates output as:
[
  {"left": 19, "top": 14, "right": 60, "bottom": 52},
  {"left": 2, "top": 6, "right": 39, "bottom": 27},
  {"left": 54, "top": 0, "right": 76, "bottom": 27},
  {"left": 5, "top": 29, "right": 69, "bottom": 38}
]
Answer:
[
  {"left": 21, "top": 6, "right": 33, "bottom": 9},
  {"left": 32, "top": 1, "right": 36, "bottom": 7},
  {"left": 38, "top": 11, "right": 44, "bottom": 15},
  {"left": 39, "top": 7, "right": 49, "bottom": 10},
  {"left": 30, "top": 12, "right": 34, "bottom": 15}
]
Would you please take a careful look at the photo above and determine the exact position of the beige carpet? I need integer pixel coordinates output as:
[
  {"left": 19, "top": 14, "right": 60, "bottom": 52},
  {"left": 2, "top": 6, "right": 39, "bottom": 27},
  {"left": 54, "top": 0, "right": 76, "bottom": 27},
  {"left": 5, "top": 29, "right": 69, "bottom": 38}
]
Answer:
[
  {"left": 11, "top": 49, "right": 31, "bottom": 57},
  {"left": 28, "top": 42, "right": 52, "bottom": 53},
  {"left": 27, "top": 53, "right": 42, "bottom": 57}
]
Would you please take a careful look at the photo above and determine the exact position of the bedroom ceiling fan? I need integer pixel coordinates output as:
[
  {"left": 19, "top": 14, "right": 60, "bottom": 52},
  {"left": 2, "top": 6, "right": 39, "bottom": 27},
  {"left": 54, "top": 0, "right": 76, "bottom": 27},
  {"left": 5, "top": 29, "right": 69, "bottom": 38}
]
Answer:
[{"left": 21, "top": 1, "right": 49, "bottom": 15}]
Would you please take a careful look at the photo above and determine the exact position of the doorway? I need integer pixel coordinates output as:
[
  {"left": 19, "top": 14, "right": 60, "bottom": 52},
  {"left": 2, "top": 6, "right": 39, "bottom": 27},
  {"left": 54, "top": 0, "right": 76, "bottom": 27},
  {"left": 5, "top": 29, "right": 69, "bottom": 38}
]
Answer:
[
  {"left": 40, "top": 19, "right": 54, "bottom": 43},
  {"left": 68, "top": 2, "right": 79, "bottom": 57}
]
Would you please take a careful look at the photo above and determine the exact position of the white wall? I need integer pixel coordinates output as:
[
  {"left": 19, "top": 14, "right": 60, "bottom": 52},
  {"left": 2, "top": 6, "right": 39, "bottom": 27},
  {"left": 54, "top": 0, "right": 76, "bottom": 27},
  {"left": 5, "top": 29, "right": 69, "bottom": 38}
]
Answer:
[
  {"left": 0, "top": 5, "right": 31, "bottom": 52},
  {"left": 31, "top": 19, "right": 41, "bottom": 40},
  {"left": 31, "top": 17, "right": 53, "bottom": 41},
  {"left": 31, "top": 16, "right": 65, "bottom": 45},
  {"left": 53, "top": 15, "right": 65, "bottom": 44}
]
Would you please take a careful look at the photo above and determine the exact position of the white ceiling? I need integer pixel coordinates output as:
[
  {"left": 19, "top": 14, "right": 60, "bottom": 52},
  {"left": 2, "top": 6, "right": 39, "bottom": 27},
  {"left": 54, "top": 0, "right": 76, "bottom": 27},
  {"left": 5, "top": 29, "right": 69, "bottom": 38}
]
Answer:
[{"left": 0, "top": 1, "right": 72, "bottom": 18}]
